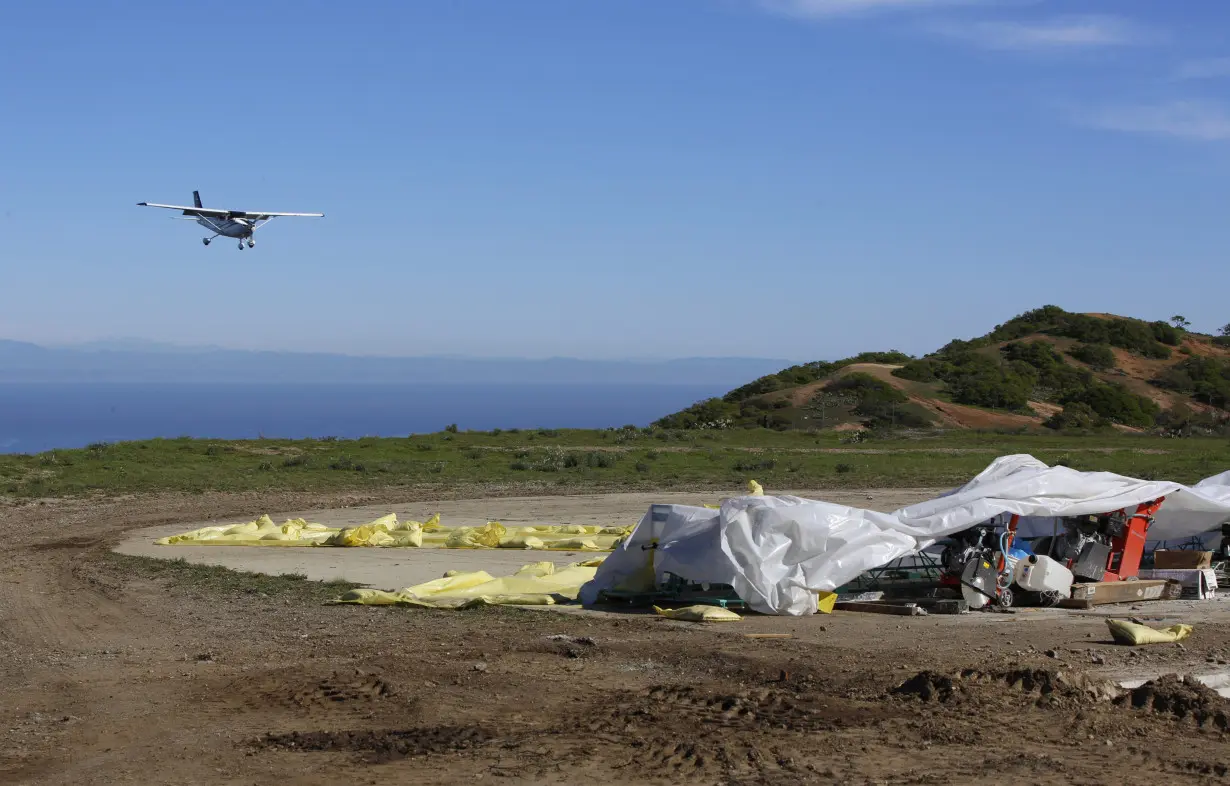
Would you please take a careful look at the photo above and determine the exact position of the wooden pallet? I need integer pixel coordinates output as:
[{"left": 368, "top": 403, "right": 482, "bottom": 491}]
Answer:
[
  {"left": 833, "top": 601, "right": 928, "bottom": 616},
  {"left": 1058, "top": 579, "right": 1181, "bottom": 609}
]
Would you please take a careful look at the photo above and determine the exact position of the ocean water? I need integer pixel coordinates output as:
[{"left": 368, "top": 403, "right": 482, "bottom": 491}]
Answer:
[{"left": 0, "top": 383, "right": 723, "bottom": 455}]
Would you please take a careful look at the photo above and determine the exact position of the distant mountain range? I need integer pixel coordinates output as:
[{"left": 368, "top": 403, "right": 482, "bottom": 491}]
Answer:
[{"left": 0, "top": 340, "right": 793, "bottom": 386}]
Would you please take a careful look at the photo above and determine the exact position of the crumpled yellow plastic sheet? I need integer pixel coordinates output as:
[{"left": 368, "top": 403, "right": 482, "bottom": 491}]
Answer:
[
  {"left": 332, "top": 559, "right": 606, "bottom": 609},
  {"left": 156, "top": 513, "right": 632, "bottom": 551},
  {"left": 1106, "top": 618, "right": 1194, "bottom": 645},
  {"left": 156, "top": 480, "right": 769, "bottom": 554},
  {"left": 653, "top": 604, "right": 743, "bottom": 622}
]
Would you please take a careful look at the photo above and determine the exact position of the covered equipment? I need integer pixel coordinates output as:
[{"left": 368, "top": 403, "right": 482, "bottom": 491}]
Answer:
[{"left": 581, "top": 455, "right": 1230, "bottom": 616}]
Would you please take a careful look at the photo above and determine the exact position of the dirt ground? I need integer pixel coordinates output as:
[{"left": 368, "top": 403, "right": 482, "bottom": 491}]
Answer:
[{"left": 5, "top": 487, "right": 1230, "bottom": 785}]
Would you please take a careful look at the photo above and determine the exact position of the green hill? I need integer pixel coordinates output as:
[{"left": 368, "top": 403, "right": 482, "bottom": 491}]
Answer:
[{"left": 655, "top": 306, "right": 1230, "bottom": 435}]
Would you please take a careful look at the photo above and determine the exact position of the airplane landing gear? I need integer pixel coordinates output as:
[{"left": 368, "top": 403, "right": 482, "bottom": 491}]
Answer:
[
  {"left": 238, "top": 239, "right": 245, "bottom": 250},
  {"left": 246, "top": 239, "right": 255, "bottom": 249},
  {"left": 202, "top": 238, "right": 211, "bottom": 246}
]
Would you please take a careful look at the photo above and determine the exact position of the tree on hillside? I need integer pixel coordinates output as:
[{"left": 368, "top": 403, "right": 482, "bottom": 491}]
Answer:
[
  {"left": 1067, "top": 343, "right": 1116, "bottom": 371},
  {"left": 1221, "top": 323, "right": 1230, "bottom": 337},
  {"left": 1044, "top": 402, "right": 1105, "bottom": 432},
  {"left": 1171, "top": 315, "right": 1191, "bottom": 330}
]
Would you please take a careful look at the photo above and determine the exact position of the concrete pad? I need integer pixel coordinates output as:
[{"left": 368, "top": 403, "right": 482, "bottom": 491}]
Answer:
[
  {"left": 113, "top": 491, "right": 710, "bottom": 590},
  {"left": 113, "top": 488, "right": 940, "bottom": 591},
  {"left": 112, "top": 487, "right": 1230, "bottom": 629},
  {"left": 116, "top": 524, "right": 582, "bottom": 589}
]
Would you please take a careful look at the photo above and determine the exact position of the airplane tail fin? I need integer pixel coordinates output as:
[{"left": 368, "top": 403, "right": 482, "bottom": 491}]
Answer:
[{"left": 193, "top": 190, "right": 203, "bottom": 209}]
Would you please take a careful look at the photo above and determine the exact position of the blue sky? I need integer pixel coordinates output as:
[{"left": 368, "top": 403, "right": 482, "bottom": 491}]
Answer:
[{"left": 2, "top": 0, "right": 1230, "bottom": 361}]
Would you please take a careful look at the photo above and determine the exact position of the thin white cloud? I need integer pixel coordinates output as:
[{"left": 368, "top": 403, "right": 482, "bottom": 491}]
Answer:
[
  {"left": 758, "top": 0, "right": 989, "bottom": 20},
  {"left": 1175, "top": 58, "right": 1230, "bottom": 80},
  {"left": 1080, "top": 101, "right": 1230, "bottom": 142},
  {"left": 929, "top": 15, "right": 1159, "bottom": 51}
]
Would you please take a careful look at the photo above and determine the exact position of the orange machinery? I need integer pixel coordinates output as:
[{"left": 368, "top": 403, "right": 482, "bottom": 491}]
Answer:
[{"left": 939, "top": 498, "right": 1166, "bottom": 607}]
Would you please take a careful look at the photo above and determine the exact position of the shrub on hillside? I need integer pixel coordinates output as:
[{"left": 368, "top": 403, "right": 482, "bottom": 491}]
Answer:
[
  {"left": 823, "top": 372, "right": 908, "bottom": 402},
  {"left": 1001, "top": 339, "right": 1065, "bottom": 369},
  {"left": 722, "top": 361, "right": 837, "bottom": 403},
  {"left": 1044, "top": 402, "right": 1106, "bottom": 431},
  {"left": 1061, "top": 316, "right": 1171, "bottom": 358},
  {"left": 892, "top": 359, "right": 939, "bottom": 382},
  {"left": 1156, "top": 402, "right": 1230, "bottom": 436},
  {"left": 819, "top": 373, "right": 932, "bottom": 429},
  {"left": 766, "top": 413, "right": 794, "bottom": 431},
  {"left": 844, "top": 350, "right": 915, "bottom": 365},
  {"left": 1067, "top": 343, "right": 1117, "bottom": 370},
  {"left": 978, "top": 306, "right": 1172, "bottom": 359},
  {"left": 653, "top": 397, "right": 738, "bottom": 429},
  {"left": 720, "top": 351, "right": 915, "bottom": 405},
  {"left": 861, "top": 402, "right": 933, "bottom": 429},
  {"left": 1153, "top": 356, "right": 1230, "bottom": 409},
  {"left": 947, "top": 373, "right": 1032, "bottom": 411},
  {"left": 1000, "top": 340, "right": 1096, "bottom": 399},
  {"left": 654, "top": 304, "right": 1190, "bottom": 431},
  {"left": 1060, "top": 381, "right": 1159, "bottom": 427},
  {"left": 936, "top": 352, "right": 1032, "bottom": 411},
  {"left": 586, "top": 451, "right": 617, "bottom": 469},
  {"left": 1151, "top": 321, "right": 1183, "bottom": 346}
]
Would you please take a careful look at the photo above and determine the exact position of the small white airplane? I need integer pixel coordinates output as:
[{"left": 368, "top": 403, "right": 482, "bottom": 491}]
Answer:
[{"left": 137, "top": 191, "right": 324, "bottom": 250}]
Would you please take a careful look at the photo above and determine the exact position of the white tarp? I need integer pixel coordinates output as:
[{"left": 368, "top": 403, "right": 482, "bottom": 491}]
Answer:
[{"left": 579, "top": 454, "right": 1230, "bottom": 616}]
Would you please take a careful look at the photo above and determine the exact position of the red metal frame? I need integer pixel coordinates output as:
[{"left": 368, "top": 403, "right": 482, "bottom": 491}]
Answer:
[
  {"left": 942, "top": 497, "right": 1166, "bottom": 594},
  {"left": 1100, "top": 497, "right": 1165, "bottom": 582}
]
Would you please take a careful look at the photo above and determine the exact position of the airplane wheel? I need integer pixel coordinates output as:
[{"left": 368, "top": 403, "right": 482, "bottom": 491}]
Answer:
[{"left": 202, "top": 238, "right": 210, "bottom": 246}]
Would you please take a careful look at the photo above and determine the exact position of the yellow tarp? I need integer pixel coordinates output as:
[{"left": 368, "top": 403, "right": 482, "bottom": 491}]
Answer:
[
  {"left": 1107, "top": 618, "right": 1194, "bottom": 645},
  {"left": 155, "top": 481, "right": 771, "bottom": 550},
  {"left": 816, "top": 591, "right": 837, "bottom": 614},
  {"left": 334, "top": 560, "right": 602, "bottom": 609},
  {"left": 156, "top": 513, "right": 632, "bottom": 551},
  {"left": 653, "top": 604, "right": 742, "bottom": 622}
]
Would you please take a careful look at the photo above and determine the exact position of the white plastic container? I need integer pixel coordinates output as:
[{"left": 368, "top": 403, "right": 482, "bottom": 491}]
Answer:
[{"left": 1014, "top": 555, "right": 1074, "bottom": 595}]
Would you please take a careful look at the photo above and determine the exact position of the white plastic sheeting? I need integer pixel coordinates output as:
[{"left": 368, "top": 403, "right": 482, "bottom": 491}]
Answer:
[{"left": 579, "top": 454, "right": 1230, "bottom": 617}]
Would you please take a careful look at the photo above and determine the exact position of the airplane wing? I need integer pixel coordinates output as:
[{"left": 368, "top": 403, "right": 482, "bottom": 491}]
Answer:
[
  {"left": 137, "top": 203, "right": 324, "bottom": 219},
  {"left": 137, "top": 202, "right": 230, "bottom": 216},
  {"left": 232, "top": 210, "right": 325, "bottom": 219}
]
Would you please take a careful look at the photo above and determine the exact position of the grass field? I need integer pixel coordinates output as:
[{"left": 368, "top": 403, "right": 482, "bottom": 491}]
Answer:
[{"left": 2, "top": 427, "right": 1229, "bottom": 498}]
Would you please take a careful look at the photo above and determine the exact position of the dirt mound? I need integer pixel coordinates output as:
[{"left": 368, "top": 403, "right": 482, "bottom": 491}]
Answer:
[
  {"left": 893, "top": 668, "right": 1119, "bottom": 706},
  {"left": 892, "top": 670, "right": 958, "bottom": 702},
  {"left": 259, "top": 725, "right": 494, "bottom": 762},
  {"left": 1115, "top": 675, "right": 1230, "bottom": 729},
  {"left": 962, "top": 667, "right": 1121, "bottom": 702}
]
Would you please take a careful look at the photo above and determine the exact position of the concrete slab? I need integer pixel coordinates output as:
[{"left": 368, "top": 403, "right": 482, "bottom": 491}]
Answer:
[
  {"left": 113, "top": 488, "right": 939, "bottom": 591},
  {"left": 116, "top": 523, "right": 584, "bottom": 589}
]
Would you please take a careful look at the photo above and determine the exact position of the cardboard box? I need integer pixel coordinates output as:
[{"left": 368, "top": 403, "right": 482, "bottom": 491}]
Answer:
[
  {"left": 1068, "top": 579, "right": 1172, "bottom": 603},
  {"left": 1153, "top": 550, "right": 1213, "bottom": 570},
  {"left": 1138, "top": 568, "right": 1218, "bottom": 600}
]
